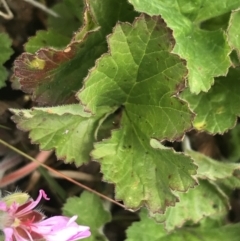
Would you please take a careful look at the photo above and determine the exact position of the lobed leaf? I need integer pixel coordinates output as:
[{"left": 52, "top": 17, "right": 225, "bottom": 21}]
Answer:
[
  {"left": 127, "top": 0, "right": 239, "bottom": 93},
  {"left": 10, "top": 105, "right": 108, "bottom": 165},
  {"left": 93, "top": 121, "right": 197, "bottom": 212},
  {"left": 0, "top": 33, "right": 13, "bottom": 89},
  {"left": 182, "top": 67, "right": 240, "bottom": 134},
  {"left": 150, "top": 180, "right": 229, "bottom": 231},
  {"left": 79, "top": 14, "right": 197, "bottom": 212},
  {"left": 62, "top": 192, "right": 111, "bottom": 241},
  {"left": 79, "top": 15, "right": 193, "bottom": 140}
]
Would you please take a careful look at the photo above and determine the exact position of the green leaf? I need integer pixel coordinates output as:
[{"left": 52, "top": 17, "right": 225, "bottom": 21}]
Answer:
[
  {"left": 126, "top": 209, "right": 240, "bottom": 241},
  {"left": 228, "top": 9, "right": 240, "bottom": 57},
  {"left": 150, "top": 180, "right": 228, "bottom": 231},
  {"left": 92, "top": 120, "right": 197, "bottom": 212},
  {"left": 25, "top": 30, "right": 70, "bottom": 53},
  {"left": 218, "top": 170, "right": 240, "bottom": 191},
  {"left": 0, "top": 33, "right": 13, "bottom": 89},
  {"left": 182, "top": 67, "right": 240, "bottom": 134},
  {"left": 126, "top": 209, "right": 167, "bottom": 241},
  {"left": 215, "top": 169, "right": 240, "bottom": 197},
  {"left": 48, "top": 0, "right": 84, "bottom": 38},
  {"left": 10, "top": 105, "right": 108, "bottom": 165},
  {"left": 186, "top": 150, "right": 240, "bottom": 180},
  {"left": 13, "top": 0, "right": 138, "bottom": 105},
  {"left": 128, "top": 0, "right": 238, "bottom": 93},
  {"left": 79, "top": 15, "right": 193, "bottom": 140},
  {"left": 201, "top": 13, "right": 230, "bottom": 31},
  {"left": 62, "top": 192, "right": 111, "bottom": 241},
  {"left": 79, "top": 15, "right": 197, "bottom": 212},
  {"left": 24, "top": 0, "right": 85, "bottom": 53}
]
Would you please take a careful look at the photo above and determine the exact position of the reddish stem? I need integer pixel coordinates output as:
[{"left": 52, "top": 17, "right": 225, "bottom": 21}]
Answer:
[{"left": 0, "top": 151, "right": 52, "bottom": 188}]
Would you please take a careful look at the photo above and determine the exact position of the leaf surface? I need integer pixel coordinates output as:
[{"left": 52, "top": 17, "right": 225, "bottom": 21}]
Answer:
[
  {"left": 228, "top": 9, "right": 240, "bottom": 57},
  {"left": 10, "top": 105, "right": 107, "bottom": 165},
  {"left": 218, "top": 170, "right": 240, "bottom": 190},
  {"left": 24, "top": 0, "right": 85, "bottom": 53},
  {"left": 150, "top": 180, "right": 228, "bottom": 231},
  {"left": 128, "top": 0, "right": 239, "bottom": 93},
  {"left": 13, "top": 0, "right": 138, "bottom": 105},
  {"left": 79, "top": 15, "right": 193, "bottom": 140},
  {"left": 186, "top": 150, "right": 240, "bottom": 180},
  {"left": 182, "top": 67, "right": 240, "bottom": 134},
  {"left": 79, "top": 15, "right": 196, "bottom": 212},
  {"left": 25, "top": 30, "right": 70, "bottom": 53},
  {"left": 93, "top": 121, "right": 197, "bottom": 212},
  {"left": 48, "top": 0, "right": 84, "bottom": 37}
]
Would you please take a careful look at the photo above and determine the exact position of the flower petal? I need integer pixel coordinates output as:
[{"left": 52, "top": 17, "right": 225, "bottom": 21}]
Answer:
[
  {"left": 32, "top": 216, "right": 91, "bottom": 241},
  {"left": 42, "top": 226, "right": 91, "bottom": 241},
  {"left": 33, "top": 216, "right": 72, "bottom": 234},
  {"left": 3, "top": 227, "right": 13, "bottom": 241},
  {"left": 16, "top": 190, "right": 49, "bottom": 217}
]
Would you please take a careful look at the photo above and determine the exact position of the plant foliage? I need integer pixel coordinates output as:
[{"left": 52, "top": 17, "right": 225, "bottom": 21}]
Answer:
[{"left": 3, "top": 0, "right": 240, "bottom": 239}]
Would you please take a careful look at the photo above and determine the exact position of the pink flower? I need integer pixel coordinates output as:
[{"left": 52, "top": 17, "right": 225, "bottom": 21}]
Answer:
[{"left": 0, "top": 190, "right": 91, "bottom": 241}]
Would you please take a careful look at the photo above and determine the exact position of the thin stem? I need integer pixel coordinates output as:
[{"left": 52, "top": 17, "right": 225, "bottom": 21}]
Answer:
[
  {"left": 0, "top": 139, "right": 126, "bottom": 210},
  {"left": 23, "top": 0, "right": 59, "bottom": 17},
  {"left": 0, "top": 0, "right": 13, "bottom": 19},
  {"left": 0, "top": 124, "right": 11, "bottom": 130},
  {"left": 0, "top": 151, "right": 52, "bottom": 187}
]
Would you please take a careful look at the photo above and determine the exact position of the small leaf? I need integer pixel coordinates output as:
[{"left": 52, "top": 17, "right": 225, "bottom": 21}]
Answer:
[
  {"left": 0, "top": 33, "right": 13, "bottom": 88},
  {"left": 62, "top": 192, "right": 111, "bottom": 241},
  {"left": 126, "top": 209, "right": 240, "bottom": 241},
  {"left": 182, "top": 67, "right": 240, "bottom": 134},
  {"left": 150, "top": 180, "right": 229, "bottom": 231},
  {"left": 10, "top": 105, "right": 108, "bottom": 165},
  {"left": 128, "top": 0, "right": 237, "bottom": 93}
]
